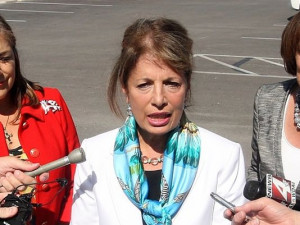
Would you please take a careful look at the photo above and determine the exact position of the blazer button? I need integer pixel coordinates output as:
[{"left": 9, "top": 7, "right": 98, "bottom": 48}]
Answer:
[
  {"left": 30, "top": 148, "right": 40, "bottom": 158},
  {"left": 22, "top": 122, "right": 29, "bottom": 129},
  {"left": 41, "top": 184, "right": 50, "bottom": 192}
]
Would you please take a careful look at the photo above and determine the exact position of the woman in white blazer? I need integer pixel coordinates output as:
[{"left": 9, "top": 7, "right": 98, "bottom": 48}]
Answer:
[{"left": 71, "top": 17, "right": 246, "bottom": 225}]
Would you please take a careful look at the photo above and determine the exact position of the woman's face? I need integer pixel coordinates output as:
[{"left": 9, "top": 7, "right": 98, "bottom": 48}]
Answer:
[
  {"left": 0, "top": 35, "right": 15, "bottom": 103},
  {"left": 296, "top": 52, "right": 300, "bottom": 84},
  {"left": 123, "top": 53, "right": 188, "bottom": 138}
]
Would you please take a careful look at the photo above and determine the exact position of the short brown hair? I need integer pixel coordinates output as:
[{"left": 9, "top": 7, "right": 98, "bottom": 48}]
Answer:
[
  {"left": 107, "top": 17, "right": 193, "bottom": 117},
  {"left": 281, "top": 12, "right": 300, "bottom": 76}
]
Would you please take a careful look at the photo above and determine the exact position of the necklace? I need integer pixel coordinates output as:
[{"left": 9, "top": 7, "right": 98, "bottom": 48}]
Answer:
[
  {"left": 141, "top": 154, "right": 163, "bottom": 166},
  {"left": 4, "top": 115, "right": 13, "bottom": 145}
]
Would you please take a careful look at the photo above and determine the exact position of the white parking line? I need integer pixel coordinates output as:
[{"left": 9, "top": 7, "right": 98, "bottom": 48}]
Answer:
[
  {"left": 193, "top": 70, "right": 288, "bottom": 78},
  {"left": 273, "top": 23, "right": 287, "bottom": 27},
  {"left": 0, "top": 8, "right": 74, "bottom": 13},
  {"left": 241, "top": 37, "right": 281, "bottom": 40},
  {"left": 192, "top": 53, "right": 287, "bottom": 78},
  {"left": 15, "top": 2, "right": 112, "bottom": 7},
  {"left": 197, "top": 53, "right": 281, "bottom": 60},
  {"left": 194, "top": 54, "right": 257, "bottom": 75},
  {"left": 6, "top": 19, "right": 26, "bottom": 22},
  {"left": 255, "top": 57, "right": 284, "bottom": 67}
]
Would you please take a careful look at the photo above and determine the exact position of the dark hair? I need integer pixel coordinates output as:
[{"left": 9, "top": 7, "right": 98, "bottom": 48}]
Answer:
[
  {"left": 0, "top": 14, "right": 43, "bottom": 120},
  {"left": 281, "top": 12, "right": 300, "bottom": 76},
  {"left": 107, "top": 17, "right": 193, "bottom": 118}
]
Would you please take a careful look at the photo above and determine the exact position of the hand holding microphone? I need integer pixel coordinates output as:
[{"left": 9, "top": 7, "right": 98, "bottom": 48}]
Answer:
[
  {"left": 225, "top": 197, "right": 300, "bottom": 225},
  {"left": 224, "top": 174, "right": 299, "bottom": 225},
  {"left": 0, "top": 148, "right": 85, "bottom": 225},
  {"left": 25, "top": 147, "right": 86, "bottom": 177},
  {"left": 0, "top": 148, "right": 86, "bottom": 192},
  {"left": 0, "top": 157, "right": 44, "bottom": 192}
]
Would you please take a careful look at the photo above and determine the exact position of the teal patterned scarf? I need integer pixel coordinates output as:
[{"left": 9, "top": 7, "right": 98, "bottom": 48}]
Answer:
[{"left": 113, "top": 113, "right": 201, "bottom": 225}]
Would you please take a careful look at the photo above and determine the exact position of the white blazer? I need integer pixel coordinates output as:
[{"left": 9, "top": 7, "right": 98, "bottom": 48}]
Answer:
[{"left": 70, "top": 127, "right": 247, "bottom": 225}]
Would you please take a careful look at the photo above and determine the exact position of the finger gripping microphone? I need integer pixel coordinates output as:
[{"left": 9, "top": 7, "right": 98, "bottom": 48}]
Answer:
[
  {"left": 25, "top": 147, "right": 86, "bottom": 177},
  {"left": 243, "top": 174, "right": 297, "bottom": 209}
]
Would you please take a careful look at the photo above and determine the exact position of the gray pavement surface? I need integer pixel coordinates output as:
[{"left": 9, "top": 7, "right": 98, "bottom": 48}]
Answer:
[{"left": 0, "top": 0, "right": 296, "bottom": 169}]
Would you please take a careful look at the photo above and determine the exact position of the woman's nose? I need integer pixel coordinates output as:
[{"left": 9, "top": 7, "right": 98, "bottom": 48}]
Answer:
[{"left": 151, "top": 86, "right": 167, "bottom": 108}]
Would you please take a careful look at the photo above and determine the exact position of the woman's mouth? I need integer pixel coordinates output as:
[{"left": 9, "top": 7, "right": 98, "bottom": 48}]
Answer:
[{"left": 147, "top": 113, "right": 171, "bottom": 126}]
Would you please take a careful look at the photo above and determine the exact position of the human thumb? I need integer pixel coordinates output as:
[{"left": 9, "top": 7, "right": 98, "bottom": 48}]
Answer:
[{"left": 9, "top": 158, "right": 40, "bottom": 172}]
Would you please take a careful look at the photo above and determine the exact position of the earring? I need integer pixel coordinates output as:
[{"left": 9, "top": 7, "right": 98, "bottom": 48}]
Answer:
[
  {"left": 184, "top": 101, "right": 188, "bottom": 109},
  {"left": 127, "top": 104, "right": 132, "bottom": 116}
]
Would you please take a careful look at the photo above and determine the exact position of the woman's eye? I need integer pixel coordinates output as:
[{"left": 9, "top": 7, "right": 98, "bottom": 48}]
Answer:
[
  {"left": 0, "top": 57, "right": 12, "bottom": 62},
  {"left": 166, "top": 81, "right": 181, "bottom": 88},
  {"left": 137, "top": 83, "right": 150, "bottom": 89}
]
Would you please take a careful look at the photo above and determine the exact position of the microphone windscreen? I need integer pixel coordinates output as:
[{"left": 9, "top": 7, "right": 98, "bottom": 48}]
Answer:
[
  {"left": 243, "top": 180, "right": 260, "bottom": 200},
  {"left": 68, "top": 148, "right": 86, "bottom": 164}
]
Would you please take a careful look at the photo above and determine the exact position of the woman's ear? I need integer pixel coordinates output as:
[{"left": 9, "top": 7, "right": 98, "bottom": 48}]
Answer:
[{"left": 122, "top": 87, "right": 129, "bottom": 103}]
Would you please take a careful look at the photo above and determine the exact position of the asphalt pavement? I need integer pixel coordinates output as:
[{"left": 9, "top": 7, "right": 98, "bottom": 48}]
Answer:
[{"left": 0, "top": 0, "right": 297, "bottom": 168}]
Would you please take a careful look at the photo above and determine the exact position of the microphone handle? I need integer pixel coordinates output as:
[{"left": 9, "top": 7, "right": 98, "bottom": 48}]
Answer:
[{"left": 25, "top": 157, "right": 70, "bottom": 177}]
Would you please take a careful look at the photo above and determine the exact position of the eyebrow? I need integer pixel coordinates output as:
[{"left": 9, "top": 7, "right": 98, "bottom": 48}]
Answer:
[{"left": 0, "top": 50, "right": 12, "bottom": 57}]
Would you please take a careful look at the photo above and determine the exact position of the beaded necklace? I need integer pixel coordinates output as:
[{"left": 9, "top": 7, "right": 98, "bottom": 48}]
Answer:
[
  {"left": 294, "top": 90, "right": 300, "bottom": 129},
  {"left": 141, "top": 154, "right": 163, "bottom": 166}
]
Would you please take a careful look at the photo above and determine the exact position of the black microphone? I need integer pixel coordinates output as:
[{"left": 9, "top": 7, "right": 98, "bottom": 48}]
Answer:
[
  {"left": 25, "top": 147, "right": 86, "bottom": 177},
  {"left": 243, "top": 174, "right": 297, "bottom": 209}
]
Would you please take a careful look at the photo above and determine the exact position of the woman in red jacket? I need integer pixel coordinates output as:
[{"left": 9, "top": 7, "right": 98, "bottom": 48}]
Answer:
[{"left": 0, "top": 14, "right": 80, "bottom": 225}]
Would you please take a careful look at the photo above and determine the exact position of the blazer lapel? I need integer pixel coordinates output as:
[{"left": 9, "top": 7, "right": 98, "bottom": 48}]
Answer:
[
  {"left": 106, "top": 151, "right": 143, "bottom": 225},
  {"left": 273, "top": 79, "right": 296, "bottom": 178}
]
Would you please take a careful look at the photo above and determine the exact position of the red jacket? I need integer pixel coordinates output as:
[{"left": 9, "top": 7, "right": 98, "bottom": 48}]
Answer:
[{"left": 0, "top": 87, "right": 80, "bottom": 225}]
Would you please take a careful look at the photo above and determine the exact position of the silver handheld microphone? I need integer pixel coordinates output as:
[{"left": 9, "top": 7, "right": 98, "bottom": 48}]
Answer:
[{"left": 25, "top": 147, "right": 86, "bottom": 177}]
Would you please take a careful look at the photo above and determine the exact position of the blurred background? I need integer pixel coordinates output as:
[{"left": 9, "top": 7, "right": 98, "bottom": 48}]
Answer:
[{"left": 0, "top": 0, "right": 298, "bottom": 168}]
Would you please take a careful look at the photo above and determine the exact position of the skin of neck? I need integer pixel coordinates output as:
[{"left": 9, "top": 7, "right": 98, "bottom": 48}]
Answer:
[
  {"left": 137, "top": 126, "right": 168, "bottom": 156},
  {"left": 0, "top": 94, "right": 16, "bottom": 115}
]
